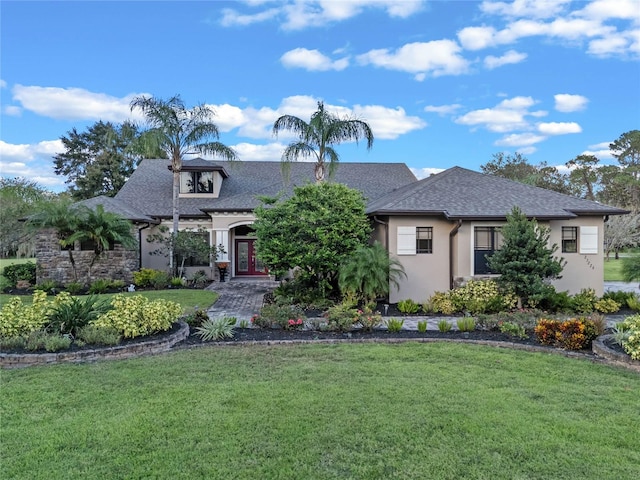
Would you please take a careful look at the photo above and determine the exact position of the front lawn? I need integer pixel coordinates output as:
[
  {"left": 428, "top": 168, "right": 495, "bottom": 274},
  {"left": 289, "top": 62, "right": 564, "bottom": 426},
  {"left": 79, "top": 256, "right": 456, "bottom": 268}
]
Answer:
[
  {"left": 0, "top": 289, "right": 218, "bottom": 311},
  {"left": 2, "top": 343, "right": 638, "bottom": 479}
]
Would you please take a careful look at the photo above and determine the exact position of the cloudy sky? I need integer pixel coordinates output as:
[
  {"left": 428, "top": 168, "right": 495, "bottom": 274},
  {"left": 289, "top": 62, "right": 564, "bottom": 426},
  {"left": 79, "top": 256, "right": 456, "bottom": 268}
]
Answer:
[{"left": 1, "top": 0, "right": 639, "bottom": 191}]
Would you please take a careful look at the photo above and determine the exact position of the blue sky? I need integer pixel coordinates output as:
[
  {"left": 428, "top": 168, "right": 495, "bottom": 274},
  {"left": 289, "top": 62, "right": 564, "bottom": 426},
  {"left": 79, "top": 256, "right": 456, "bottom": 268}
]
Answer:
[{"left": 1, "top": 0, "right": 639, "bottom": 191}]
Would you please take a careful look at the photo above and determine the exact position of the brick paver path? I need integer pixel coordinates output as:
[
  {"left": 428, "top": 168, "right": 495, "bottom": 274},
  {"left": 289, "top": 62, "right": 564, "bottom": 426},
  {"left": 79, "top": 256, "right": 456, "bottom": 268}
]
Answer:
[{"left": 205, "top": 278, "right": 279, "bottom": 321}]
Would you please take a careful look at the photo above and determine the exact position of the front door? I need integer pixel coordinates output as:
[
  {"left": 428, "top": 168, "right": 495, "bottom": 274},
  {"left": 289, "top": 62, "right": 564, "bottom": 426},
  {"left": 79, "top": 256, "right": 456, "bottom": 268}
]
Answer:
[{"left": 235, "top": 239, "right": 266, "bottom": 275}]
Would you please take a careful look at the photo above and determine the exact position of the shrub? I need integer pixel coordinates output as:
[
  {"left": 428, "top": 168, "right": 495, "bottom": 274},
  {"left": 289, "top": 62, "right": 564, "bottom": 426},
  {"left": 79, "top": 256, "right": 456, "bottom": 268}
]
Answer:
[
  {"left": 34, "top": 280, "right": 59, "bottom": 294},
  {"left": 2, "top": 262, "right": 36, "bottom": 286},
  {"left": 44, "top": 335, "right": 72, "bottom": 352},
  {"left": 428, "top": 292, "right": 457, "bottom": 315},
  {"left": 437, "top": 320, "right": 452, "bottom": 333},
  {"left": 534, "top": 289, "right": 572, "bottom": 313},
  {"left": 65, "top": 281, "right": 84, "bottom": 294},
  {"left": 397, "top": 299, "right": 420, "bottom": 314},
  {"left": 0, "top": 335, "right": 26, "bottom": 350},
  {"left": 417, "top": 320, "right": 427, "bottom": 333},
  {"left": 25, "top": 330, "right": 52, "bottom": 351},
  {"left": 324, "top": 302, "right": 359, "bottom": 332},
  {"left": 570, "top": 288, "right": 597, "bottom": 314},
  {"left": 0, "top": 275, "right": 12, "bottom": 292},
  {"left": 190, "top": 270, "right": 208, "bottom": 289},
  {"left": 450, "top": 280, "right": 516, "bottom": 314},
  {"left": 250, "top": 313, "right": 271, "bottom": 329},
  {"left": 259, "top": 304, "right": 306, "bottom": 330},
  {"left": 48, "top": 294, "right": 111, "bottom": 337},
  {"left": 77, "top": 325, "right": 121, "bottom": 346},
  {"left": 109, "top": 279, "right": 126, "bottom": 290},
  {"left": 195, "top": 317, "right": 236, "bottom": 341},
  {"left": 627, "top": 295, "right": 640, "bottom": 312},
  {"left": 170, "top": 277, "right": 185, "bottom": 287},
  {"left": 93, "top": 294, "right": 181, "bottom": 338},
  {"left": 499, "top": 321, "right": 527, "bottom": 339},
  {"left": 88, "top": 279, "right": 112, "bottom": 294},
  {"left": 534, "top": 318, "right": 598, "bottom": 350},
  {"left": 184, "top": 308, "right": 209, "bottom": 327},
  {"left": 602, "top": 290, "right": 634, "bottom": 306},
  {"left": 133, "top": 268, "right": 169, "bottom": 289},
  {"left": 456, "top": 317, "right": 476, "bottom": 333},
  {"left": 385, "top": 318, "right": 404, "bottom": 333},
  {"left": 613, "top": 314, "right": 640, "bottom": 360},
  {"left": 0, "top": 291, "right": 52, "bottom": 338},
  {"left": 356, "top": 305, "right": 382, "bottom": 332},
  {"left": 594, "top": 298, "right": 620, "bottom": 314}
]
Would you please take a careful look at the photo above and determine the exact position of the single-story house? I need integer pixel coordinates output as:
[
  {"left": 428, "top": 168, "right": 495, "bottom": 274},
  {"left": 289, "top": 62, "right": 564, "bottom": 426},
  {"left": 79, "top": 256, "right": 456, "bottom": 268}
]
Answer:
[{"left": 36, "top": 158, "right": 628, "bottom": 301}]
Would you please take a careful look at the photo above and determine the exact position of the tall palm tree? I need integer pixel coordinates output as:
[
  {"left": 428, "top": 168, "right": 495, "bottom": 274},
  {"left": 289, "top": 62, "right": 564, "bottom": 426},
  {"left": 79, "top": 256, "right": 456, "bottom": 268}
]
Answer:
[
  {"left": 272, "top": 101, "right": 374, "bottom": 182},
  {"left": 130, "top": 95, "right": 238, "bottom": 270}
]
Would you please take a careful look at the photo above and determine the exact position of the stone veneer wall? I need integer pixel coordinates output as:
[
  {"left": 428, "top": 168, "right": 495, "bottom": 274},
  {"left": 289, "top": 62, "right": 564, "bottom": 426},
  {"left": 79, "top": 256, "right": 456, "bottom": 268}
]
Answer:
[{"left": 36, "top": 228, "right": 139, "bottom": 285}]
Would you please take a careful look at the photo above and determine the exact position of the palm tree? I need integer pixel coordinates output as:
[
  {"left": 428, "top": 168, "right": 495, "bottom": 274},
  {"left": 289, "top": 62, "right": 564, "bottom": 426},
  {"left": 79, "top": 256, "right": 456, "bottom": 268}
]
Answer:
[
  {"left": 64, "top": 205, "right": 137, "bottom": 282},
  {"left": 130, "top": 95, "right": 238, "bottom": 270},
  {"left": 272, "top": 101, "right": 374, "bottom": 182}
]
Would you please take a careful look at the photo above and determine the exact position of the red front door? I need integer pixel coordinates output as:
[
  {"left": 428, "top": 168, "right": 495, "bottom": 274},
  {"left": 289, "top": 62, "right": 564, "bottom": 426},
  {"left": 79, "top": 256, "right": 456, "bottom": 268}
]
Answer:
[{"left": 235, "top": 239, "right": 266, "bottom": 275}]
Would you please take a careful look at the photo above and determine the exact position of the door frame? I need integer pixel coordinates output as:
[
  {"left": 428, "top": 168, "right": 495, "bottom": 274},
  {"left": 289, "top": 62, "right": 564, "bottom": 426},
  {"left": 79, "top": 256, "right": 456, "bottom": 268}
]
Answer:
[{"left": 234, "top": 238, "right": 267, "bottom": 276}]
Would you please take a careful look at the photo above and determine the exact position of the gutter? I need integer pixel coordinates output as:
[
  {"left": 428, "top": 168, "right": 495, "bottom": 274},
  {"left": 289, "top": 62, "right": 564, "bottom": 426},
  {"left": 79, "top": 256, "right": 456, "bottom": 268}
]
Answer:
[{"left": 449, "top": 219, "right": 463, "bottom": 290}]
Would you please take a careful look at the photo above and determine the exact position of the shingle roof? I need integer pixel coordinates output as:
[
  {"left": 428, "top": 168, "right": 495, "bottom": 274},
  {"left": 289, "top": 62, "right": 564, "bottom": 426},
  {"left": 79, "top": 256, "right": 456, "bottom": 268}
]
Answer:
[
  {"left": 115, "top": 159, "right": 417, "bottom": 218},
  {"left": 366, "top": 166, "right": 629, "bottom": 219},
  {"left": 75, "top": 195, "right": 158, "bottom": 223}
]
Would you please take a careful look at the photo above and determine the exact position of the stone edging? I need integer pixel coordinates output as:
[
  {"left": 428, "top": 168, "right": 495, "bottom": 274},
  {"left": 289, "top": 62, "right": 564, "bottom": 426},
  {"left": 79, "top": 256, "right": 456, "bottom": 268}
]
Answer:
[
  {"left": 592, "top": 334, "right": 640, "bottom": 373},
  {"left": 0, "top": 321, "right": 190, "bottom": 369}
]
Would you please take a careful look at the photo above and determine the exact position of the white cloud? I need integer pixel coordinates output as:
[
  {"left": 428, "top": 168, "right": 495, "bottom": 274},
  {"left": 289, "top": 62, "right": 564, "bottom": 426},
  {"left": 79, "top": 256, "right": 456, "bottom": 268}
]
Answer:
[
  {"left": 11, "top": 85, "right": 145, "bottom": 122},
  {"left": 457, "top": 26, "right": 497, "bottom": 50},
  {"left": 554, "top": 94, "right": 588, "bottom": 112},
  {"left": 224, "top": 142, "right": 287, "bottom": 161},
  {"left": 575, "top": 0, "right": 640, "bottom": 23},
  {"left": 280, "top": 48, "right": 349, "bottom": 71},
  {"left": 3, "top": 105, "right": 22, "bottom": 116},
  {"left": 495, "top": 132, "right": 546, "bottom": 147},
  {"left": 0, "top": 79, "right": 6, "bottom": 89},
  {"left": 537, "top": 122, "right": 582, "bottom": 135},
  {"left": 455, "top": 96, "right": 537, "bottom": 133},
  {"left": 357, "top": 40, "right": 469, "bottom": 78},
  {"left": 517, "top": 146, "right": 537, "bottom": 155},
  {"left": 484, "top": 49, "right": 527, "bottom": 69},
  {"left": 480, "top": 0, "right": 572, "bottom": 19},
  {"left": 410, "top": 167, "right": 444, "bottom": 180},
  {"left": 424, "top": 104, "right": 462, "bottom": 116},
  {"left": 220, "top": 1, "right": 425, "bottom": 31},
  {"left": 352, "top": 104, "right": 426, "bottom": 139},
  {"left": 0, "top": 139, "right": 66, "bottom": 188}
]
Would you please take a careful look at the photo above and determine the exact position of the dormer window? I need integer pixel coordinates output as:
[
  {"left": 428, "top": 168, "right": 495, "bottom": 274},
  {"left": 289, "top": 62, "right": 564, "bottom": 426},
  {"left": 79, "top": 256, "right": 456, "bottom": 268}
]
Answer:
[{"left": 180, "top": 171, "right": 213, "bottom": 194}]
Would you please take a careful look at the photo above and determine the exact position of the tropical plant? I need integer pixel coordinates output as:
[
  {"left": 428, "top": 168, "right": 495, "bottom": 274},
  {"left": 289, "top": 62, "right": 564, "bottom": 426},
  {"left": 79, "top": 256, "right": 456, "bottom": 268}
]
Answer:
[
  {"left": 456, "top": 317, "right": 476, "bottom": 333},
  {"left": 621, "top": 256, "right": 640, "bottom": 284},
  {"left": 397, "top": 299, "right": 420, "bottom": 314},
  {"left": 47, "top": 295, "right": 111, "bottom": 337},
  {"left": 130, "top": 95, "right": 238, "bottom": 272},
  {"left": 437, "top": 320, "right": 452, "bottom": 333},
  {"left": 417, "top": 320, "right": 427, "bottom": 333},
  {"left": 272, "top": 101, "right": 374, "bottom": 182},
  {"left": 195, "top": 317, "right": 236, "bottom": 341},
  {"left": 385, "top": 318, "right": 404, "bottom": 333},
  {"left": 338, "top": 241, "right": 406, "bottom": 304}
]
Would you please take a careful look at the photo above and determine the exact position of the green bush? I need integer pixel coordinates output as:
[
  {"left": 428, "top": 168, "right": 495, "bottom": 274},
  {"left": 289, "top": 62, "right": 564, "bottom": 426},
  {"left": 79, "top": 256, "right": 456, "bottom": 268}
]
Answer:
[
  {"left": 64, "top": 281, "right": 84, "bottom": 294},
  {"left": 77, "top": 325, "right": 121, "bottom": 346},
  {"left": 34, "top": 280, "right": 59, "bottom": 294},
  {"left": 195, "top": 317, "right": 236, "bottom": 341},
  {"left": 417, "top": 320, "right": 427, "bottom": 333},
  {"left": 2, "top": 261, "right": 36, "bottom": 286},
  {"left": 437, "top": 320, "right": 452, "bottom": 333},
  {"left": 450, "top": 280, "right": 516, "bottom": 314},
  {"left": 184, "top": 308, "right": 209, "bottom": 327},
  {"left": 88, "top": 279, "right": 111, "bottom": 294},
  {"left": 170, "top": 277, "right": 185, "bottom": 287},
  {"left": 397, "top": 299, "right": 420, "bottom": 314},
  {"left": 0, "top": 275, "right": 12, "bottom": 292},
  {"left": 594, "top": 298, "right": 620, "bottom": 313},
  {"left": 428, "top": 292, "right": 457, "bottom": 315},
  {"left": 627, "top": 295, "right": 640, "bottom": 312},
  {"left": 0, "top": 335, "right": 26, "bottom": 350},
  {"left": 24, "top": 330, "right": 71, "bottom": 352},
  {"left": 612, "top": 314, "right": 640, "bottom": 360},
  {"left": 534, "top": 288, "right": 572, "bottom": 313},
  {"left": 602, "top": 290, "right": 634, "bottom": 306},
  {"left": 456, "top": 317, "right": 476, "bottom": 333},
  {"left": 259, "top": 304, "right": 306, "bottom": 330},
  {"left": 0, "top": 291, "right": 54, "bottom": 338},
  {"left": 570, "top": 288, "right": 597, "bottom": 314},
  {"left": 44, "top": 334, "right": 72, "bottom": 352},
  {"left": 133, "top": 268, "right": 169, "bottom": 289},
  {"left": 325, "top": 302, "right": 358, "bottom": 332},
  {"left": 355, "top": 305, "right": 382, "bottom": 332},
  {"left": 93, "top": 294, "right": 181, "bottom": 338},
  {"left": 48, "top": 294, "right": 111, "bottom": 337},
  {"left": 385, "top": 318, "right": 404, "bottom": 333},
  {"left": 499, "top": 321, "right": 527, "bottom": 339}
]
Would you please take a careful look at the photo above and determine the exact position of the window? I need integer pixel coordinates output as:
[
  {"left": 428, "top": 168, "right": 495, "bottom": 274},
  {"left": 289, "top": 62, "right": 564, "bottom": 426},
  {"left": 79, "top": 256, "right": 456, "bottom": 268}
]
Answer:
[
  {"left": 416, "top": 227, "right": 433, "bottom": 254},
  {"left": 181, "top": 232, "right": 211, "bottom": 267},
  {"left": 474, "top": 227, "right": 502, "bottom": 274},
  {"left": 180, "top": 171, "right": 213, "bottom": 193},
  {"left": 397, "top": 226, "right": 433, "bottom": 255},
  {"left": 80, "top": 239, "right": 115, "bottom": 251},
  {"left": 562, "top": 227, "right": 577, "bottom": 253}
]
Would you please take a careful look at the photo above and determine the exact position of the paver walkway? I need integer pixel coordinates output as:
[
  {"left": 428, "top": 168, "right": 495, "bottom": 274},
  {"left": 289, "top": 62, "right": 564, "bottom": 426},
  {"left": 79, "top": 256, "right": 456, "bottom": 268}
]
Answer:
[{"left": 205, "top": 280, "right": 639, "bottom": 330}]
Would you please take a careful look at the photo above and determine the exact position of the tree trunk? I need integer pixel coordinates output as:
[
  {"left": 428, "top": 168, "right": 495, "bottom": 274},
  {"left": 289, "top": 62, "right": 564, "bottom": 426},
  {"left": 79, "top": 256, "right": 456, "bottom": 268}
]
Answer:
[{"left": 171, "top": 168, "right": 180, "bottom": 274}]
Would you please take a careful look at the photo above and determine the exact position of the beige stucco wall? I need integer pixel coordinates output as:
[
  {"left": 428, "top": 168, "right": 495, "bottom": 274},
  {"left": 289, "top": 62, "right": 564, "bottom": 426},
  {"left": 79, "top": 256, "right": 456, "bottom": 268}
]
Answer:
[
  {"left": 548, "top": 216, "right": 606, "bottom": 296},
  {"left": 387, "top": 216, "right": 453, "bottom": 303}
]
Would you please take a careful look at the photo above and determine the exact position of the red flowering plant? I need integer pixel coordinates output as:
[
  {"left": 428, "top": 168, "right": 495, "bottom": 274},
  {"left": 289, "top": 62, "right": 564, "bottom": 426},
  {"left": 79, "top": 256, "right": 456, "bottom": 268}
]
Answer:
[
  {"left": 286, "top": 318, "right": 304, "bottom": 330},
  {"left": 356, "top": 304, "right": 382, "bottom": 332}
]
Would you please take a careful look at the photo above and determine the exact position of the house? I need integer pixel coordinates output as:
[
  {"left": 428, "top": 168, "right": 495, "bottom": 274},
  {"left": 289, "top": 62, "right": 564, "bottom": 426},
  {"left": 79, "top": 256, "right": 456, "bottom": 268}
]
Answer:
[{"left": 36, "top": 158, "right": 628, "bottom": 300}]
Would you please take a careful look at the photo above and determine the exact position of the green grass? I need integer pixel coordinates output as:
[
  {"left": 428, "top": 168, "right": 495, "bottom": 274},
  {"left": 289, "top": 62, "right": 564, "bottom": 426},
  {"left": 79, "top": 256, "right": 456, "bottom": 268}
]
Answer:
[
  {"left": 1, "top": 343, "right": 638, "bottom": 479},
  {"left": 0, "top": 257, "right": 35, "bottom": 270},
  {"left": 0, "top": 289, "right": 218, "bottom": 312}
]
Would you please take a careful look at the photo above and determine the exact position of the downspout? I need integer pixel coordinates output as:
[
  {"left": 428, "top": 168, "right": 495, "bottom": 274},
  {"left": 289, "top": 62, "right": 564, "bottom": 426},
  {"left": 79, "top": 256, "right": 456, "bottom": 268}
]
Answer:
[
  {"left": 137, "top": 223, "right": 151, "bottom": 270},
  {"left": 449, "top": 220, "right": 462, "bottom": 290},
  {"left": 372, "top": 216, "right": 389, "bottom": 249}
]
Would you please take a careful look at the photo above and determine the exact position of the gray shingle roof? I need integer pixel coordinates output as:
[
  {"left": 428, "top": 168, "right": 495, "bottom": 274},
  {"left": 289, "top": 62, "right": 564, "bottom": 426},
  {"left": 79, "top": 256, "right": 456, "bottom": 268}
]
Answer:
[
  {"left": 75, "top": 195, "right": 158, "bottom": 223},
  {"left": 115, "top": 159, "right": 417, "bottom": 218},
  {"left": 366, "top": 166, "right": 629, "bottom": 219}
]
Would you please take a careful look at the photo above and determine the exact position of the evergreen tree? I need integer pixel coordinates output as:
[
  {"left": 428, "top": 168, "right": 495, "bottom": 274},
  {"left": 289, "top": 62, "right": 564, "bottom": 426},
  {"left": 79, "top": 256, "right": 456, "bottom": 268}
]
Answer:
[{"left": 487, "top": 206, "right": 565, "bottom": 307}]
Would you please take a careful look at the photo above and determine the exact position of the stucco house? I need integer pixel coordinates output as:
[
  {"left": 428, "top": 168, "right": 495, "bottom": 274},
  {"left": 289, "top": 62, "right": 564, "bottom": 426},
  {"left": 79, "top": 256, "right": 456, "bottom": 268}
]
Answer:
[{"left": 37, "top": 158, "right": 628, "bottom": 301}]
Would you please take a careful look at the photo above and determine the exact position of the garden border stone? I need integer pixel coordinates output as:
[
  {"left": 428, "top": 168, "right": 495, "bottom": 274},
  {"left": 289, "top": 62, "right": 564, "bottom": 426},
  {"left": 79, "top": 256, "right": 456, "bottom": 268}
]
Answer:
[
  {"left": 592, "top": 334, "right": 640, "bottom": 373},
  {"left": 0, "top": 321, "right": 189, "bottom": 369}
]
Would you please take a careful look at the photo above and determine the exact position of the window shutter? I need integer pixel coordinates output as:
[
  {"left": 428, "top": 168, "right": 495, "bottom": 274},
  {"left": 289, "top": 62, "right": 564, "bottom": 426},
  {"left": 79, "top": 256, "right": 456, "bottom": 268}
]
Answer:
[
  {"left": 579, "top": 226, "right": 598, "bottom": 254},
  {"left": 397, "top": 226, "right": 416, "bottom": 255}
]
